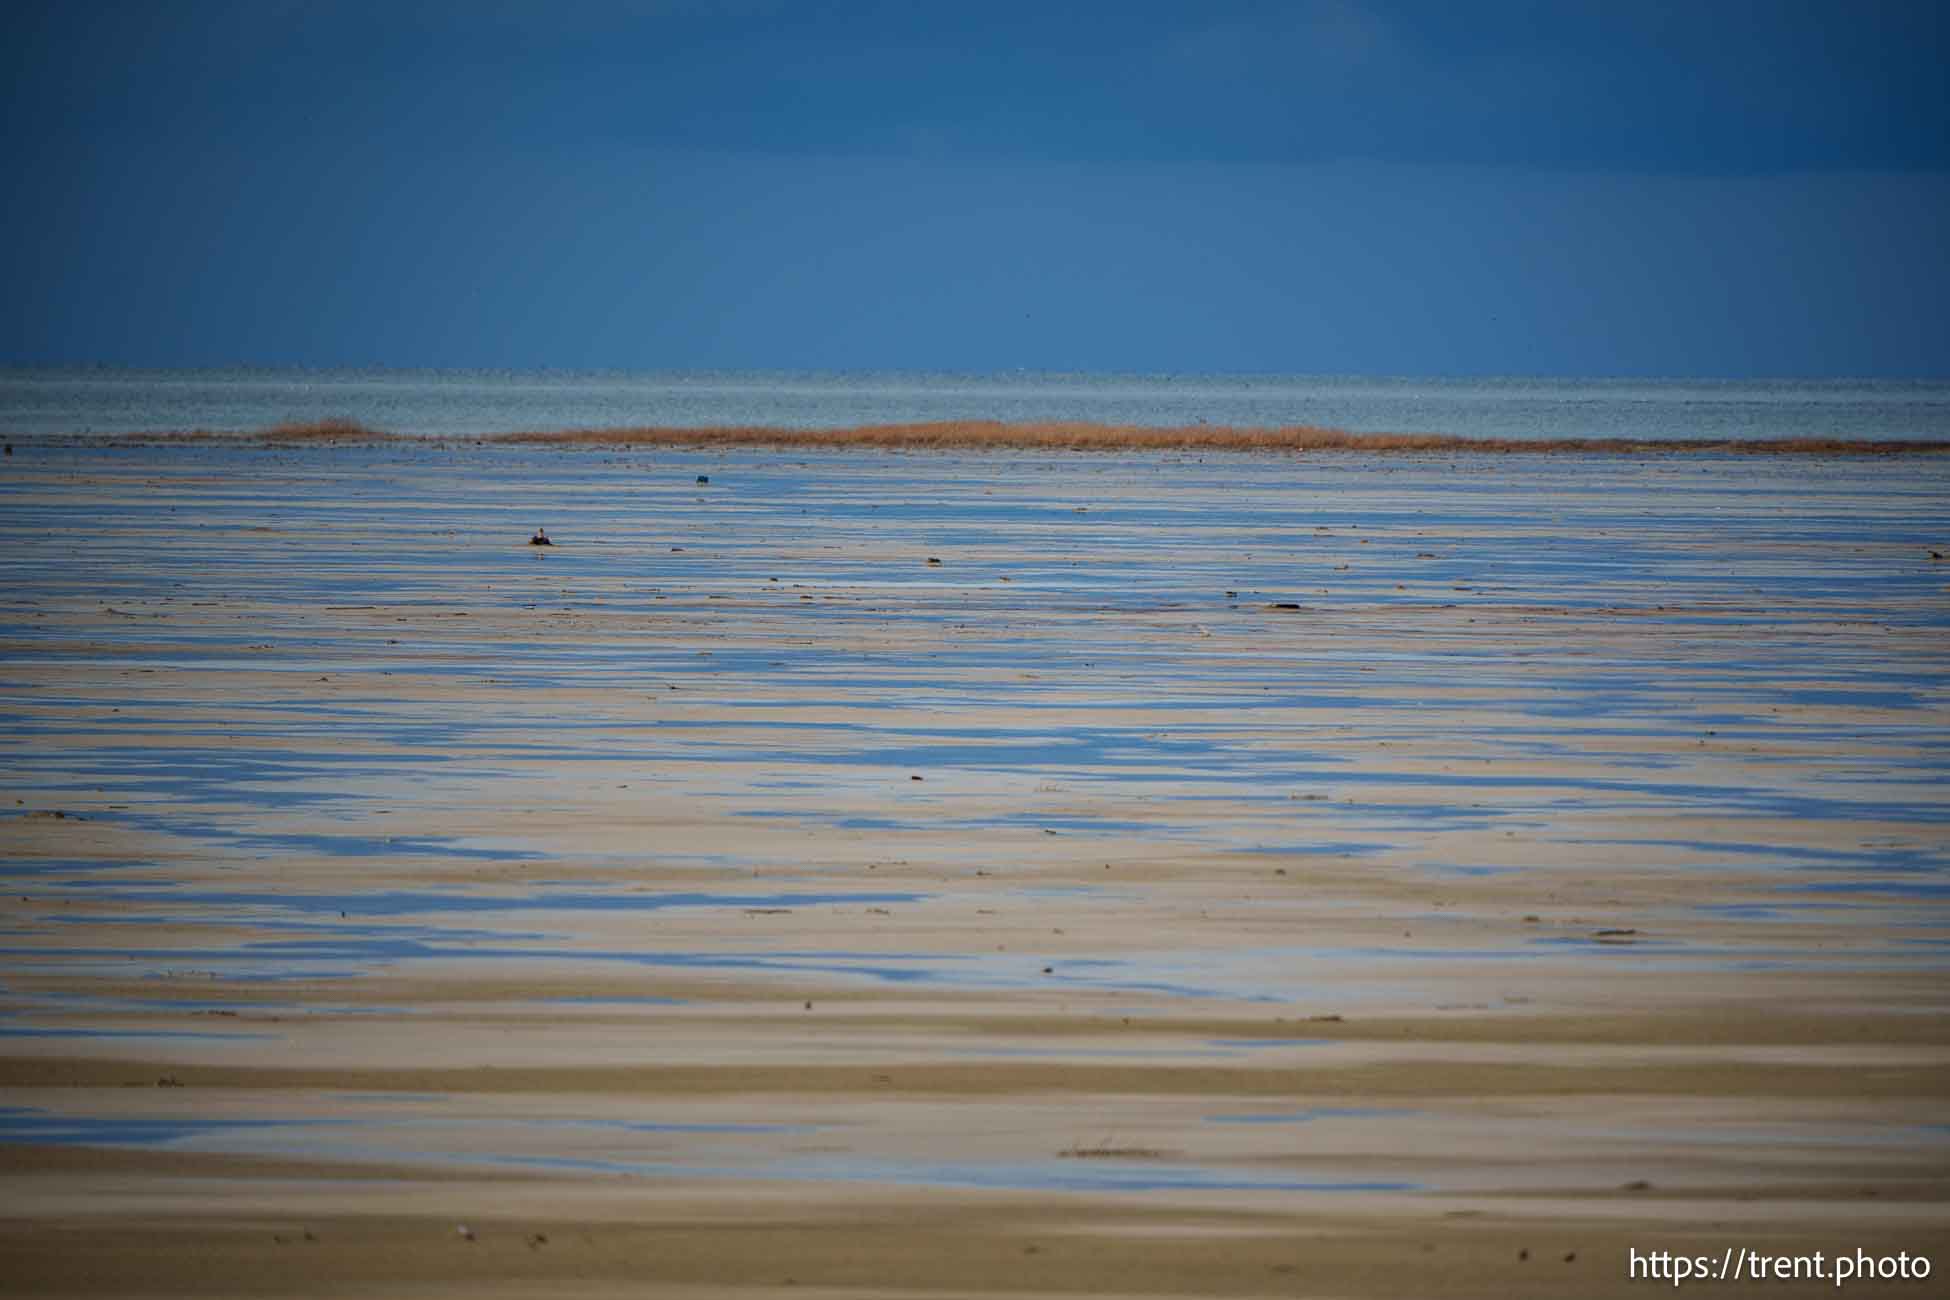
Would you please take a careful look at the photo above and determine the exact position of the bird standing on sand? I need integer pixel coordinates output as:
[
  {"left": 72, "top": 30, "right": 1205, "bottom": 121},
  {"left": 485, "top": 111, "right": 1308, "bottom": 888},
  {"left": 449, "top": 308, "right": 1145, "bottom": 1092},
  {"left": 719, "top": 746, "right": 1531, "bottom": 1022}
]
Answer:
[{"left": 530, "top": 528, "right": 552, "bottom": 546}]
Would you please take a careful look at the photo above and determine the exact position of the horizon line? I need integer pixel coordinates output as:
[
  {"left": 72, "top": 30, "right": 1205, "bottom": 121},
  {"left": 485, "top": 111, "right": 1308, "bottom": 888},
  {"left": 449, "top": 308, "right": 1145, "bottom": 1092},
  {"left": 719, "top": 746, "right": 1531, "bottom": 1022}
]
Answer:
[{"left": 5, "top": 363, "right": 1949, "bottom": 386}]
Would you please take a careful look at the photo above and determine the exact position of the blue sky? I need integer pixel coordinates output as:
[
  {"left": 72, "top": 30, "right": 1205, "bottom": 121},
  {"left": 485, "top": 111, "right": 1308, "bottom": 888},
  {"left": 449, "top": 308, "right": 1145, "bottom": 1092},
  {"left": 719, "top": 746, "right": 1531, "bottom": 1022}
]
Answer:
[{"left": 4, "top": 0, "right": 1945, "bottom": 376}]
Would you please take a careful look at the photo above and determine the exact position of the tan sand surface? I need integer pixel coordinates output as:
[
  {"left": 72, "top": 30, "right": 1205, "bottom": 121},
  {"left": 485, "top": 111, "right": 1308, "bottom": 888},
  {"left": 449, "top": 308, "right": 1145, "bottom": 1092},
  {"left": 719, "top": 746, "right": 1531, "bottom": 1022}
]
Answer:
[{"left": 1, "top": 443, "right": 1946, "bottom": 1295}]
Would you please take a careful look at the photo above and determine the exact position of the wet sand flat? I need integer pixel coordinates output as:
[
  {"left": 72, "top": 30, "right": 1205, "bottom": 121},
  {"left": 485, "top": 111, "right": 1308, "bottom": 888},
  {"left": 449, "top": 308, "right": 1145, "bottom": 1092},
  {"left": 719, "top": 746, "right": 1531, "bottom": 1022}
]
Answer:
[{"left": 1, "top": 443, "right": 1947, "bottom": 1295}]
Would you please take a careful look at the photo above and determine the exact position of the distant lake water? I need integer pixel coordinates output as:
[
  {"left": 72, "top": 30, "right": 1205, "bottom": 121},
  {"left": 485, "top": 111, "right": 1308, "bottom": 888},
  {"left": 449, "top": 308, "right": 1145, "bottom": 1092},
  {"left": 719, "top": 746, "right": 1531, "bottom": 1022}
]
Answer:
[{"left": 2, "top": 368, "right": 1947, "bottom": 442}]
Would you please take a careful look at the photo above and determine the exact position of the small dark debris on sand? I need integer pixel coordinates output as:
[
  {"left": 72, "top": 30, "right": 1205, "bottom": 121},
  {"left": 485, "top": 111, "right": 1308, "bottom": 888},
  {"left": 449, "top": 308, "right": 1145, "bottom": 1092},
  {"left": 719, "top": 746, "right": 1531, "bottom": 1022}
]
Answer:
[{"left": 1058, "top": 1144, "right": 1169, "bottom": 1159}]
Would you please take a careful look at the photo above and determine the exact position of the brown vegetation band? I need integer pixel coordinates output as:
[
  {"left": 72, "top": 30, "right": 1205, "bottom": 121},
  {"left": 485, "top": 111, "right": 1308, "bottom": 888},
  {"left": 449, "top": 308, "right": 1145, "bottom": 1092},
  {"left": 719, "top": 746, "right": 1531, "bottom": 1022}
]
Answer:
[{"left": 143, "top": 417, "right": 1950, "bottom": 454}]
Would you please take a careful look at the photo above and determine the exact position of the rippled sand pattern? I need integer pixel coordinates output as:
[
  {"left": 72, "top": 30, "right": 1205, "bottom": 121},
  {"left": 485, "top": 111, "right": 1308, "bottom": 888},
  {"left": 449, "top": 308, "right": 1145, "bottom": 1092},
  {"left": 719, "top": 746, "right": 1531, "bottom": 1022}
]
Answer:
[{"left": 2, "top": 443, "right": 1947, "bottom": 1296}]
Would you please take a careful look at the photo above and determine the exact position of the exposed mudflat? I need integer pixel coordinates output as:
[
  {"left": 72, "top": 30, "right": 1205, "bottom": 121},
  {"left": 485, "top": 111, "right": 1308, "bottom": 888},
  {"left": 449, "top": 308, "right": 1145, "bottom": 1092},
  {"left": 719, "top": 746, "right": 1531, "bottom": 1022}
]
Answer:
[{"left": 1, "top": 443, "right": 1946, "bottom": 1296}]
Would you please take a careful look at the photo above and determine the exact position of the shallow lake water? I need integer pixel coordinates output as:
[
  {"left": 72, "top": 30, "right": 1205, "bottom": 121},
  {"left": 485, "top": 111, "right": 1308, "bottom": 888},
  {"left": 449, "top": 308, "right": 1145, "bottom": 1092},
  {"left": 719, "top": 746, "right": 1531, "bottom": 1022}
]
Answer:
[{"left": 1, "top": 442, "right": 1946, "bottom": 1198}]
